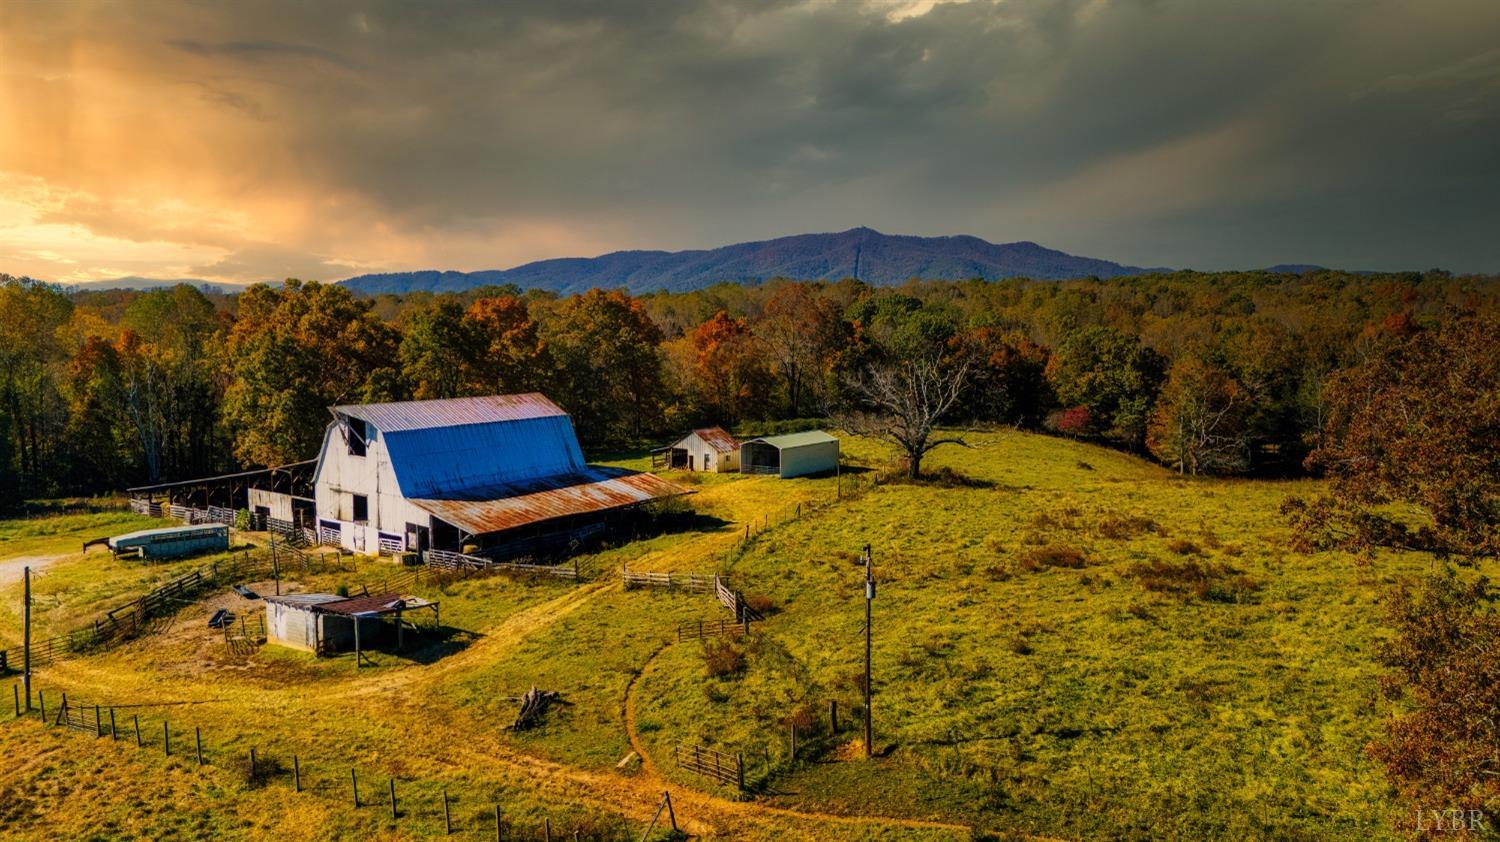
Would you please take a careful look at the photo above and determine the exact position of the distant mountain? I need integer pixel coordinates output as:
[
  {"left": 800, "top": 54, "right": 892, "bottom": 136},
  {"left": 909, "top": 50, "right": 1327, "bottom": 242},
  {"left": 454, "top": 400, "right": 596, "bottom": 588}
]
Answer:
[{"left": 338, "top": 227, "right": 1166, "bottom": 295}]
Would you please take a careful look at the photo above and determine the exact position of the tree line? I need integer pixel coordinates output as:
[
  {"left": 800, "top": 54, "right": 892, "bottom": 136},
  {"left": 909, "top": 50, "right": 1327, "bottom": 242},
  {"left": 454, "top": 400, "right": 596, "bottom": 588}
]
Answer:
[{"left": 1, "top": 268, "right": 1496, "bottom": 502}]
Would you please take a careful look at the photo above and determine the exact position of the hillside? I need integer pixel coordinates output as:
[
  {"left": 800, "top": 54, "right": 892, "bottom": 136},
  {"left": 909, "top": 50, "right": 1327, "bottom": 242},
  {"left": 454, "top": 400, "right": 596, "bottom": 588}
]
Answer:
[
  {"left": 0, "top": 430, "right": 1461, "bottom": 839},
  {"left": 337, "top": 228, "right": 1162, "bottom": 295}
]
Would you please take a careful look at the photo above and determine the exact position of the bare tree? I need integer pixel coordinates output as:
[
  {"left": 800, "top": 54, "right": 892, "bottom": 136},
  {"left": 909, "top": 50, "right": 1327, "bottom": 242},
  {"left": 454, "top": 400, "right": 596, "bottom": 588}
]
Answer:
[{"left": 839, "top": 352, "right": 972, "bottom": 479}]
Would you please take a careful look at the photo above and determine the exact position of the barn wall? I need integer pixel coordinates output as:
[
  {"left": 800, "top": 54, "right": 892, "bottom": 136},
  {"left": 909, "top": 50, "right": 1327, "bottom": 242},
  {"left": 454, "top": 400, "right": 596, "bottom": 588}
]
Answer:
[
  {"left": 315, "top": 422, "right": 432, "bottom": 553},
  {"left": 248, "top": 488, "right": 294, "bottom": 521},
  {"left": 778, "top": 440, "right": 840, "bottom": 478}
]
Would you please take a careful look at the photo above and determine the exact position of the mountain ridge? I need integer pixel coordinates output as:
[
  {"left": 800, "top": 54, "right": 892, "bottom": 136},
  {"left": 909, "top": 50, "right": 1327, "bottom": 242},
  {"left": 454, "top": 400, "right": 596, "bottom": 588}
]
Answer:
[{"left": 336, "top": 227, "right": 1168, "bottom": 295}]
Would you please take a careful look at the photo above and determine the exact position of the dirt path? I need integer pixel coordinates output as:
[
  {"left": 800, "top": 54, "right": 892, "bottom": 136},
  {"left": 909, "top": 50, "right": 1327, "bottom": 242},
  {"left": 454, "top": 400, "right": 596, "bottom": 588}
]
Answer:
[{"left": 0, "top": 553, "right": 65, "bottom": 587}]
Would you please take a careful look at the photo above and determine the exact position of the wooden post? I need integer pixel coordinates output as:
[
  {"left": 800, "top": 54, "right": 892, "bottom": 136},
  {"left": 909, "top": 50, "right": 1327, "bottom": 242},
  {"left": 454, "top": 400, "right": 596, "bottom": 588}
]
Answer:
[
  {"left": 442, "top": 790, "right": 451, "bottom": 834},
  {"left": 12, "top": 684, "right": 18, "bottom": 718},
  {"left": 494, "top": 805, "right": 501, "bottom": 842},
  {"left": 544, "top": 817, "right": 552, "bottom": 842},
  {"left": 94, "top": 704, "right": 102, "bottom": 737},
  {"left": 389, "top": 778, "right": 397, "bottom": 820},
  {"left": 790, "top": 723, "right": 797, "bottom": 760},
  {"left": 134, "top": 714, "right": 141, "bottom": 746},
  {"left": 38, "top": 690, "right": 45, "bottom": 723},
  {"left": 863, "top": 542, "right": 874, "bottom": 759},
  {"left": 351, "top": 768, "right": 359, "bottom": 807},
  {"left": 110, "top": 708, "right": 117, "bottom": 740},
  {"left": 737, "top": 753, "right": 745, "bottom": 790},
  {"left": 664, "top": 790, "right": 677, "bottom": 832},
  {"left": 272, "top": 550, "right": 280, "bottom": 596},
  {"left": 830, "top": 699, "right": 838, "bottom": 733},
  {"left": 196, "top": 727, "right": 203, "bottom": 764},
  {"left": 293, "top": 756, "right": 302, "bottom": 792},
  {"left": 163, "top": 720, "right": 170, "bottom": 755},
  {"left": 22, "top": 566, "right": 32, "bottom": 709}
]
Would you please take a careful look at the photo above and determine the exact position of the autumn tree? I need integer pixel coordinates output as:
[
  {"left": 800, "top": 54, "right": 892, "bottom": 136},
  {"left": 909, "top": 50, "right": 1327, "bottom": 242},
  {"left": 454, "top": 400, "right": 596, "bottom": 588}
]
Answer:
[
  {"left": 464, "top": 294, "right": 550, "bottom": 395},
  {"left": 1044, "top": 326, "right": 1165, "bottom": 447},
  {"left": 960, "top": 326, "right": 1051, "bottom": 427},
  {"left": 399, "top": 298, "right": 481, "bottom": 400},
  {"left": 1146, "top": 355, "right": 1251, "bottom": 475},
  {"left": 219, "top": 281, "right": 399, "bottom": 466},
  {"left": 544, "top": 289, "right": 666, "bottom": 444},
  {"left": 1286, "top": 312, "right": 1500, "bottom": 558},
  {"left": 0, "top": 276, "right": 72, "bottom": 499},
  {"left": 753, "top": 283, "right": 845, "bottom": 417},
  {"left": 683, "top": 311, "right": 773, "bottom": 424}
]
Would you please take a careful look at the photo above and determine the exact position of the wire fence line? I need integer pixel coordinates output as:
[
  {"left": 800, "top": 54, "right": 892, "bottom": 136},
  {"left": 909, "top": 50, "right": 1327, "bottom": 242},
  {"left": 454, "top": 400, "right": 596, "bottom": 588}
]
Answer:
[{"left": 7, "top": 679, "right": 671, "bottom": 840}]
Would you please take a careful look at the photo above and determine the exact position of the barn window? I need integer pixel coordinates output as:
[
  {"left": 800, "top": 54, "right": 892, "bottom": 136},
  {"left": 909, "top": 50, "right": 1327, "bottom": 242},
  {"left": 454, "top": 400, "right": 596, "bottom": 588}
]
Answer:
[
  {"left": 347, "top": 418, "right": 369, "bottom": 457},
  {"left": 352, "top": 494, "right": 368, "bottom": 522}
]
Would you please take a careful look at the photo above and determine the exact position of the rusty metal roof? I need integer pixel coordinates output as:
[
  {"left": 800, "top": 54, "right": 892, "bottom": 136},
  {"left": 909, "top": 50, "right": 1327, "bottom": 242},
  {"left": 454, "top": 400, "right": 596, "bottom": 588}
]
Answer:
[
  {"left": 315, "top": 593, "right": 410, "bottom": 616},
  {"left": 332, "top": 393, "right": 567, "bottom": 433},
  {"left": 410, "top": 466, "right": 690, "bottom": 535},
  {"left": 688, "top": 427, "right": 739, "bottom": 453}
]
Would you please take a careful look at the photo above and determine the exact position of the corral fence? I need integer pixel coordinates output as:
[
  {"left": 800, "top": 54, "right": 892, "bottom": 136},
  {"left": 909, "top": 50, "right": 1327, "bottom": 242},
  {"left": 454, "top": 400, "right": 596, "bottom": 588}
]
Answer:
[
  {"left": 0, "top": 540, "right": 345, "bottom": 675},
  {"left": 714, "top": 575, "right": 763, "bottom": 623},
  {"left": 674, "top": 742, "right": 744, "bottom": 790},
  {"left": 423, "top": 549, "right": 579, "bottom": 581},
  {"left": 128, "top": 498, "right": 165, "bottom": 518},
  {"left": 621, "top": 566, "right": 714, "bottom": 593},
  {"left": 676, "top": 618, "right": 748, "bottom": 641}
]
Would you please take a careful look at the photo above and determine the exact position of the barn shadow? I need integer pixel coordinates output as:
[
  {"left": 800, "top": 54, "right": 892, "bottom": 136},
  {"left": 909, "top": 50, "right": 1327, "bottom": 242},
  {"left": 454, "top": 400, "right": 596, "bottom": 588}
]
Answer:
[{"left": 380, "top": 625, "right": 483, "bottom": 665}]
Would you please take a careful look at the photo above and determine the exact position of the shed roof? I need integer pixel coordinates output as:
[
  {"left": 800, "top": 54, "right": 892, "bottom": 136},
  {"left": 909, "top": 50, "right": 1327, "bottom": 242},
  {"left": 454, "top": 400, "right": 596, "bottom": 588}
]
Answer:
[
  {"left": 410, "top": 466, "right": 689, "bottom": 535},
  {"left": 677, "top": 427, "right": 739, "bottom": 453},
  {"left": 264, "top": 593, "right": 345, "bottom": 609},
  {"left": 332, "top": 393, "right": 567, "bottom": 433},
  {"left": 742, "top": 430, "right": 839, "bottom": 450},
  {"left": 315, "top": 593, "right": 409, "bottom": 617}
]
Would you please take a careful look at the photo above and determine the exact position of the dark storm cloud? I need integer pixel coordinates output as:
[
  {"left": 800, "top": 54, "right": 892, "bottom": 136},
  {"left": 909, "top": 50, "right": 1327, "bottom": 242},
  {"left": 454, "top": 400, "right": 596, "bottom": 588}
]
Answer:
[{"left": 4, "top": 0, "right": 1498, "bottom": 279}]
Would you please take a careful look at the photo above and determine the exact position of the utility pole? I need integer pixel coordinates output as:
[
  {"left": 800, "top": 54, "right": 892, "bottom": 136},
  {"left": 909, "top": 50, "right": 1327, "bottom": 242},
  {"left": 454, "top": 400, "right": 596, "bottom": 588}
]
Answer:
[
  {"left": 862, "top": 543, "right": 874, "bottom": 759},
  {"left": 23, "top": 565, "right": 32, "bottom": 710}
]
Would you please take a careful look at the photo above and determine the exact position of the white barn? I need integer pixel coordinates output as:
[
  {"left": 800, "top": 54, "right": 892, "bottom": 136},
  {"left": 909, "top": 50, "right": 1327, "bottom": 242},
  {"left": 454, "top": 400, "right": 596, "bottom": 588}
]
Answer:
[{"left": 312, "top": 393, "right": 685, "bottom": 558}]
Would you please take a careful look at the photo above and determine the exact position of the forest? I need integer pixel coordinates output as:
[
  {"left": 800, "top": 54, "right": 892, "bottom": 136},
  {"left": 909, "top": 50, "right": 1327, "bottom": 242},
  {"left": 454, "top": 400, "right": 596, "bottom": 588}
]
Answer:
[{"left": 1, "top": 267, "right": 1497, "bottom": 504}]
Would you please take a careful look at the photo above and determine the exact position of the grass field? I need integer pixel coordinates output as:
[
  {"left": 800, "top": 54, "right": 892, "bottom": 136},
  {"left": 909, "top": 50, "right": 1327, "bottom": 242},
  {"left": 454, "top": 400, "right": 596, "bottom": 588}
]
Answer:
[{"left": 0, "top": 430, "right": 1468, "bottom": 840}]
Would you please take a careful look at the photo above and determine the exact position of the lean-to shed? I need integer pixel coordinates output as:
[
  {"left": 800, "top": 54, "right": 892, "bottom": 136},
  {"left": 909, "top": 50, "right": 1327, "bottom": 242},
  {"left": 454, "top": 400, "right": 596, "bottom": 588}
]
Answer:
[{"left": 739, "top": 431, "right": 840, "bottom": 478}]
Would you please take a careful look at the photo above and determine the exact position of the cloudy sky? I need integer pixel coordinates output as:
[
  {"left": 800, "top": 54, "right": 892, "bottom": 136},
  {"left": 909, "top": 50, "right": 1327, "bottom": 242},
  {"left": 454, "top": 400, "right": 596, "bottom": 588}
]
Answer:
[{"left": 2, "top": 0, "right": 1497, "bottom": 284}]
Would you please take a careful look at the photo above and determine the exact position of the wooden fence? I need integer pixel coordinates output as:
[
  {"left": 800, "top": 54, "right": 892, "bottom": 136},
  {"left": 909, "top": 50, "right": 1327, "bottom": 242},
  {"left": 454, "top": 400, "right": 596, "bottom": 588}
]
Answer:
[
  {"left": 714, "top": 575, "right": 763, "bottom": 623},
  {"left": 0, "top": 541, "right": 342, "bottom": 676},
  {"left": 674, "top": 742, "right": 744, "bottom": 789},
  {"left": 423, "top": 549, "right": 579, "bottom": 581},
  {"left": 621, "top": 566, "right": 714, "bottom": 593},
  {"left": 676, "top": 618, "right": 748, "bottom": 641}
]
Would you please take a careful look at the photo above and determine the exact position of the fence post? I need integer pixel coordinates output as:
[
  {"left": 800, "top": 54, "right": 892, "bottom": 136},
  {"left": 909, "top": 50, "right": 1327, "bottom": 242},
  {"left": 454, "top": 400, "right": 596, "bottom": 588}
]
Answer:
[
  {"left": 665, "top": 790, "right": 677, "bottom": 831},
  {"left": 12, "top": 684, "right": 17, "bottom": 718},
  {"left": 737, "top": 753, "right": 745, "bottom": 790},
  {"left": 163, "top": 720, "right": 170, "bottom": 755},
  {"left": 790, "top": 723, "right": 797, "bottom": 761},
  {"left": 442, "top": 790, "right": 451, "bottom": 834},
  {"left": 37, "top": 690, "right": 45, "bottom": 723},
  {"left": 389, "top": 778, "right": 398, "bottom": 820},
  {"left": 351, "top": 768, "right": 359, "bottom": 807},
  {"left": 196, "top": 727, "right": 204, "bottom": 765},
  {"left": 545, "top": 817, "right": 552, "bottom": 842},
  {"left": 134, "top": 714, "right": 141, "bottom": 747},
  {"left": 294, "top": 756, "right": 302, "bottom": 792},
  {"left": 494, "top": 805, "right": 501, "bottom": 842},
  {"left": 110, "top": 707, "right": 117, "bottom": 740},
  {"left": 95, "top": 704, "right": 102, "bottom": 737}
]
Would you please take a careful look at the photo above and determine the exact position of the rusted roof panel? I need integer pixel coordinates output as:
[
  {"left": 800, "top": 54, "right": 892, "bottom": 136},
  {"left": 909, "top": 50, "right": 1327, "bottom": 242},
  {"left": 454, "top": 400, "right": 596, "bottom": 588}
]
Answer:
[
  {"left": 317, "top": 593, "right": 408, "bottom": 616},
  {"left": 692, "top": 427, "right": 739, "bottom": 453},
  {"left": 410, "top": 467, "right": 691, "bottom": 535},
  {"left": 332, "top": 393, "right": 567, "bottom": 433}
]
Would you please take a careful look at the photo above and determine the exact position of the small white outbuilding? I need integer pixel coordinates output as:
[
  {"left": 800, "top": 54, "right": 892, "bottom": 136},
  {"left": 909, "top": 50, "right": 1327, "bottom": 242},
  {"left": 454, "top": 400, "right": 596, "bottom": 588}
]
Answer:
[{"left": 660, "top": 427, "right": 741, "bottom": 473}]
